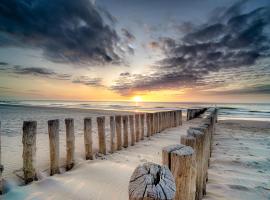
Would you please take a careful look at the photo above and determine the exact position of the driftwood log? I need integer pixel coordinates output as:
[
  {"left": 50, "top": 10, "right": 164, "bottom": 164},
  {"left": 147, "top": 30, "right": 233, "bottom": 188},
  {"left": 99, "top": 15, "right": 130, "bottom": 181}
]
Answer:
[
  {"left": 129, "top": 162, "right": 176, "bottom": 200},
  {"left": 162, "top": 144, "right": 195, "bottom": 200},
  {"left": 22, "top": 121, "right": 37, "bottom": 184}
]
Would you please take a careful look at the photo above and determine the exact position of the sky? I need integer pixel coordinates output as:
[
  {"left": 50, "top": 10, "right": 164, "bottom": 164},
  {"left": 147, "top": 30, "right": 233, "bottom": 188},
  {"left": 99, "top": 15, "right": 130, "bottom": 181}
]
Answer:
[{"left": 0, "top": 0, "right": 270, "bottom": 103}]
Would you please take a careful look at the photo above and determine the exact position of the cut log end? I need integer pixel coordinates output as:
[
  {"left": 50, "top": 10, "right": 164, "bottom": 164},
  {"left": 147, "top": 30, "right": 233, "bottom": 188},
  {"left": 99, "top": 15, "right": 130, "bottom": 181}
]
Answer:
[{"left": 129, "top": 162, "right": 176, "bottom": 200}]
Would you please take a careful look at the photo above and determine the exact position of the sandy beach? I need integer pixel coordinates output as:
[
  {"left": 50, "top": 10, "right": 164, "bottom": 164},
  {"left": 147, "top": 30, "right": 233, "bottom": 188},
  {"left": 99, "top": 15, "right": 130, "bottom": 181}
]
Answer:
[{"left": 2, "top": 116, "right": 269, "bottom": 200}]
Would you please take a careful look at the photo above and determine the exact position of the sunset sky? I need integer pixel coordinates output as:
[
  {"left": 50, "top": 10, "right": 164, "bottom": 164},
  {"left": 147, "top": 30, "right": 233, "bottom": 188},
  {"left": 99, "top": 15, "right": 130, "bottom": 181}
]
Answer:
[{"left": 0, "top": 0, "right": 270, "bottom": 103}]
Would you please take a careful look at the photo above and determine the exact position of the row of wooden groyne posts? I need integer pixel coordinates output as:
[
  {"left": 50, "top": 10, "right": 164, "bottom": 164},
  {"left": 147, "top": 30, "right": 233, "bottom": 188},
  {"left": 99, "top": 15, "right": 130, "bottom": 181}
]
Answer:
[
  {"left": 0, "top": 109, "right": 188, "bottom": 194},
  {"left": 129, "top": 107, "right": 218, "bottom": 200}
]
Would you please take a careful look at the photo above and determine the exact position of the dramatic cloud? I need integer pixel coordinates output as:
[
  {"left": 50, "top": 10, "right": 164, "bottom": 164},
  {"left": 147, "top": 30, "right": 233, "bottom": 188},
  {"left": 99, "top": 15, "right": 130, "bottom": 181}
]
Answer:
[
  {"left": 121, "top": 28, "right": 136, "bottom": 42},
  {"left": 0, "top": 0, "right": 123, "bottom": 64},
  {"left": 0, "top": 63, "right": 71, "bottom": 80},
  {"left": 112, "top": 1, "right": 270, "bottom": 95},
  {"left": 72, "top": 76, "right": 103, "bottom": 87}
]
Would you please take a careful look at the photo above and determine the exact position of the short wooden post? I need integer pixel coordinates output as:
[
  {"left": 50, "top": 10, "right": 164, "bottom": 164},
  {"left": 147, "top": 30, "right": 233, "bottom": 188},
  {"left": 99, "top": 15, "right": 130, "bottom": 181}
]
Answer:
[
  {"left": 109, "top": 116, "right": 116, "bottom": 153},
  {"left": 129, "top": 162, "right": 176, "bottom": 200},
  {"left": 0, "top": 121, "right": 3, "bottom": 194},
  {"left": 187, "top": 128, "right": 205, "bottom": 200},
  {"left": 140, "top": 113, "right": 145, "bottom": 140},
  {"left": 162, "top": 144, "right": 195, "bottom": 200},
  {"left": 129, "top": 115, "right": 135, "bottom": 145},
  {"left": 97, "top": 116, "right": 106, "bottom": 154},
  {"left": 123, "top": 115, "right": 129, "bottom": 148},
  {"left": 65, "top": 118, "right": 75, "bottom": 170},
  {"left": 84, "top": 118, "right": 93, "bottom": 160},
  {"left": 22, "top": 121, "right": 37, "bottom": 184},
  {"left": 135, "top": 114, "right": 140, "bottom": 142},
  {"left": 115, "top": 115, "right": 122, "bottom": 150},
  {"left": 48, "top": 119, "right": 60, "bottom": 175},
  {"left": 181, "top": 135, "right": 197, "bottom": 200}
]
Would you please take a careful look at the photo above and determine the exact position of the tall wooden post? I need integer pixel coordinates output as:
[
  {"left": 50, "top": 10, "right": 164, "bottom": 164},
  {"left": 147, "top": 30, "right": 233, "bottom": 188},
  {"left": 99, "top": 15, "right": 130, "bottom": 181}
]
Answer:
[
  {"left": 22, "top": 121, "right": 37, "bottom": 184},
  {"left": 115, "top": 115, "right": 122, "bottom": 150},
  {"left": 123, "top": 115, "right": 129, "bottom": 148},
  {"left": 135, "top": 114, "right": 140, "bottom": 142},
  {"left": 0, "top": 121, "right": 3, "bottom": 194},
  {"left": 129, "top": 115, "right": 135, "bottom": 145},
  {"left": 48, "top": 119, "right": 60, "bottom": 175},
  {"left": 128, "top": 162, "right": 176, "bottom": 200},
  {"left": 84, "top": 118, "right": 93, "bottom": 160},
  {"left": 162, "top": 144, "right": 195, "bottom": 200},
  {"left": 150, "top": 113, "right": 154, "bottom": 135},
  {"left": 110, "top": 116, "right": 116, "bottom": 153},
  {"left": 181, "top": 135, "right": 197, "bottom": 200},
  {"left": 140, "top": 114, "right": 145, "bottom": 140},
  {"left": 187, "top": 128, "right": 205, "bottom": 200},
  {"left": 65, "top": 118, "right": 75, "bottom": 170},
  {"left": 146, "top": 113, "right": 151, "bottom": 137},
  {"left": 97, "top": 116, "right": 106, "bottom": 154}
]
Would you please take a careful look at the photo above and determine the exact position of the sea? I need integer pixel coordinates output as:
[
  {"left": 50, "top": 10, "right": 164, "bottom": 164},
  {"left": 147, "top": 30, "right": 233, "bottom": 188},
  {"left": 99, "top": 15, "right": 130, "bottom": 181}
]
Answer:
[{"left": 0, "top": 100, "right": 269, "bottom": 136}]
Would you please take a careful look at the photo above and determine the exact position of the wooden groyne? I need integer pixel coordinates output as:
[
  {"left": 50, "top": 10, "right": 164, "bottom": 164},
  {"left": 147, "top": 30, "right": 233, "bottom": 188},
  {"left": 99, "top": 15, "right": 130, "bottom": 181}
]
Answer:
[
  {"left": 0, "top": 109, "right": 183, "bottom": 193},
  {"left": 187, "top": 108, "right": 208, "bottom": 121},
  {"left": 129, "top": 107, "right": 217, "bottom": 200}
]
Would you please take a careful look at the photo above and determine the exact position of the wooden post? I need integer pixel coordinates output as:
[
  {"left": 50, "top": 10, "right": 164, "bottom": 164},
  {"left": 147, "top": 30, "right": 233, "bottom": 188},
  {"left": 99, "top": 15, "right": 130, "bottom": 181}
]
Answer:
[
  {"left": 187, "top": 128, "right": 205, "bottom": 200},
  {"left": 162, "top": 144, "right": 195, "bottom": 200},
  {"left": 22, "top": 121, "right": 37, "bottom": 184},
  {"left": 0, "top": 121, "right": 3, "bottom": 194},
  {"left": 146, "top": 113, "right": 151, "bottom": 137},
  {"left": 128, "top": 162, "right": 176, "bottom": 200},
  {"left": 65, "top": 118, "right": 75, "bottom": 170},
  {"left": 135, "top": 114, "right": 140, "bottom": 142},
  {"left": 123, "top": 115, "right": 129, "bottom": 148},
  {"left": 181, "top": 135, "right": 197, "bottom": 200},
  {"left": 109, "top": 116, "right": 116, "bottom": 153},
  {"left": 140, "top": 113, "right": 145, "bottom": 140},
  {"left": 97, "top": 116, "right": 106, "bottom": 154},
  {"left": 48, "top": 119, "right": 60, "bottom": 176},
  {"left": 129, "top": 115, "right": 135, "bottom": 145},
  {"left": 150, "top": 113, "right": 154, "bottom": 135},
  {"left": 84, "top": 118, "right": 93, "bottom": 160},
  {"left": 179, "top": 110, "right": 182, "bottom": 125},
  {"left": 115, "top": 115, "right": 122, "bottom": 150}
]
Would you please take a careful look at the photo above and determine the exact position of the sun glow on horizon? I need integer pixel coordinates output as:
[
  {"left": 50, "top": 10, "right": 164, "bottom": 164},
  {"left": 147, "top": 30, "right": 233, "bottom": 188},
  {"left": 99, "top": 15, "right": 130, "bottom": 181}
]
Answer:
[{"left": 132, "top": 95, "right": 142, "bottom": 102}]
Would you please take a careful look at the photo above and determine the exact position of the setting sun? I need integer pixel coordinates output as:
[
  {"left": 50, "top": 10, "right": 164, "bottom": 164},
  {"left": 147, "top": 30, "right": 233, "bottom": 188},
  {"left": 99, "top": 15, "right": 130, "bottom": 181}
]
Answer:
[{"left": 132, "top": 96, "right": 142, "bottom": 102}]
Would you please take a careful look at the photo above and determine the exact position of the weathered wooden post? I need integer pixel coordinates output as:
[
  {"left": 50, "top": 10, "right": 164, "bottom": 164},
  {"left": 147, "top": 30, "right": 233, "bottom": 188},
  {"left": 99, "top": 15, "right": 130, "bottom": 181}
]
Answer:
[
  {"left": 84, "top": 118, "right": 93, "bottom": 160},
  {"left": 179, "top": 110, "right": 182, "bottom": 125},
  {"left": 162, "top": 144, "right": 195, "bottom": 200},
  {"left": 65, "top": 118, "right": 75, "bottom": 170},
  {"left": 181, "top": 135, "right": 197, "bottom": 200},
  {"left": 97, "top": 116, "right": 106, "bottom": 155},
  {"left": 140, "top": 113, "right": 145, "bottom": 140},
  {"left": 22, "top": 121, "right": 37, "bottom": 184},
  {"left": 123, "top": 115, "right": 129, "bottom": 148},
  {"left": 109, "top": 116, "right": 116, "bottom": 153},
  {"left": 115, "top": 115, "right": 122, "bottom": 150},
  {"left": 187, "top": 128, "right": 205, "bottom": 200},
  {"left": 48, "top": 119, "right": 60, "bottom": 175},
  {"left": 135, "top": 114, "right": 140, "bottom": 142},
  {"left": 128, "top": 162, "right": 176, "bottom": 200},
  {"left": 129, "top": 115, "right": 135, "bottom": 145},
  {"left": 150, "top": 113, "right": 154, "bottom": 135},
  {"left": 146, "top": 113, "right": 151, "bottom": 137}
]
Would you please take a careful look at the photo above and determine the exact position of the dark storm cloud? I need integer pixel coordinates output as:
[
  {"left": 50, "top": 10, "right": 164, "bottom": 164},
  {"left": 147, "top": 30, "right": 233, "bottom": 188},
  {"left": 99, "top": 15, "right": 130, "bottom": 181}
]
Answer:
[
  {"left": 121, "top": 28, "right": 136, "bottom": 42},
  {"left": 112, "top": 1, "right": 270, "bottom": 95},
  {"left": 0, "top": 62, "right": 71, "bottom": 80},
  {"left": 0, "top": 0, "right": 123, "bottom": 64},
  {"left": 72, "top": 76, "right": 103, "bottom": 87},
  {"left": 209, "top": 85, "right": 270, "bottom": 95}
]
